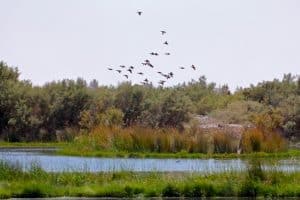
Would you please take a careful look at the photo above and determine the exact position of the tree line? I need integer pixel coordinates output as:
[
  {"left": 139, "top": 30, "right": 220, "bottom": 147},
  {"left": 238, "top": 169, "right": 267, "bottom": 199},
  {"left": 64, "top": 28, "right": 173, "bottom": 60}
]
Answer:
[{"left": 0, "top": 61, "right": 299, "bottom": 141}]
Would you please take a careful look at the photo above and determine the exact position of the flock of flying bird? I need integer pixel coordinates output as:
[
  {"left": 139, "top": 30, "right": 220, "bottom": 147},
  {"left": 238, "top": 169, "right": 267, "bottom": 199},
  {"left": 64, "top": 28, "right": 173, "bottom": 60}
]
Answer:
[{"left": 106, "top": 10, "right": 198, "bottom": 86}]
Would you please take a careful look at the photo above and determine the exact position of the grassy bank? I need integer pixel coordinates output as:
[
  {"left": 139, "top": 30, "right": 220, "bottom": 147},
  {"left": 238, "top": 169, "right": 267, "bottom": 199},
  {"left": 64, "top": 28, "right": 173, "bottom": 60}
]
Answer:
[
  {"left": 0, "top": 141, "right": 67, "bottom": 148},
  {"left": 1, "top": 141, "right": 300, "bottom": 159},
  {"left": 0, "top": 161, "right": 299, "bottom": 198},
  {"left": 58, "top": 145, "right": 300, "bottom": 159}
]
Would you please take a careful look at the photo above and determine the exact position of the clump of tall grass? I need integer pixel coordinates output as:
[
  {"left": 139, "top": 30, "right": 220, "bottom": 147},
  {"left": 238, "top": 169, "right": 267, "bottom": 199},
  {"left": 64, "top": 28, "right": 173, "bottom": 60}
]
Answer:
[
  {"left": 72, "top": 125, "right": 287, "bottom": 154},
  {"left": 74, "top": 125, "right": 241, "bottom": 154},
  {"left": 241, "top": 128, "right": 287, "bottom": 153},
  {"left": 212, "top": 131, "right": 238, "bottom": 153},
  {"left": 239, "top": 159, "right": 291, "bottom": 197},
  {"left": 0, "top": 160, "right": 23, "bottom": 181}
]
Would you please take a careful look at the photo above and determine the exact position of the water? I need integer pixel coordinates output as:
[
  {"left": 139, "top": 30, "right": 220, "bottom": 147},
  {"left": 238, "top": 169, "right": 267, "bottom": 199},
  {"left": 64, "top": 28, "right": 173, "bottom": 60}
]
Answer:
[{"left": 0, "top": 148, "right": 299, "bottom": 172}]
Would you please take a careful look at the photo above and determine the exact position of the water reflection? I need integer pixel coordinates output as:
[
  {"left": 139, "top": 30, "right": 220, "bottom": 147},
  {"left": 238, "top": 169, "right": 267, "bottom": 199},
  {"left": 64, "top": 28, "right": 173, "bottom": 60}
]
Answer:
[{"left": 0, "top": 148, "right": 299, "bottom": 173}]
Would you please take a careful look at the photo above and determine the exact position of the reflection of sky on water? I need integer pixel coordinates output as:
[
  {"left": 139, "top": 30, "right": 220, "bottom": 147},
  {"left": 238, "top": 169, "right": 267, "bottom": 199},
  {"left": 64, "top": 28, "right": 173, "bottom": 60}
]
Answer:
[{"left": 0, "top": 148, "right": 299, "bottom": 173}]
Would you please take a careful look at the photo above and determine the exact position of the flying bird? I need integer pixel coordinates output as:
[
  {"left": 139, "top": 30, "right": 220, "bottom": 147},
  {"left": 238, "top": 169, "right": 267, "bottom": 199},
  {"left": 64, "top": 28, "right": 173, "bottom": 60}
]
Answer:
[
  {"left": 165, "top": 52, "right": 171, "bottom": 56},
  {"left": 119, "top": 65, "right": 126, "bottom": 68},
  {"left": 123, "top": 75, "right": 128, "bottom": 79},
  {"left": 191, "top": 65, "right": 196, "bottom": 70},
  {"left": 129, "top": 66, "right": 134, "bottom": 69},
  {"left": 148, "top": 63, "right": 154, "bottom": 68},
  {"left": 150, "top": 52, "right": 159, "bottom": 56},
  {"left": 161, "top": 31, "right": 166, "bottom": 35},
  {"left": 144, "top": 78, "right": 149, "bottom": 82},
  {"left": 163, "top": 74, "right": 171, "bottom": 79},
  {"left": 116, "top": 70, "right": 122, "bottom": 73},
  {"left": 107, "top": 68, "right": 113, "bottom": 71},
  {"left": 179, "top": 67, "right": 185, "bottom": 69},
  {"left": 164, "top": 41, "right": 168, "bottom": 45},
  {"left": 127, "top": 69, "right": 133, "bottom": 73},
  {"left": 137, "top": 72, "right": 144, "bottom": 75},
  {"left": 137, "top": 11, "right": 142, "bottom": 16},
  {"left": 145, "top": 59, "right": 150, "bottom": 63},
  {"left": 159, "top": 80, "right": 166, "bottom": 86},
  {"left": 169, "top": 72, "right": 174, "bottom": 77}
]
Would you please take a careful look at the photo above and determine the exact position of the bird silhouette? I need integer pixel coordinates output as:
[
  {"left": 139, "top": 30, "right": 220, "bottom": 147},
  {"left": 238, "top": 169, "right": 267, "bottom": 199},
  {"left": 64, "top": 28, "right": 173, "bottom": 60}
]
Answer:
[
  {"left": 150, "top": 52, "right": 159, "bottom": 56},
  {"left": 148, "top": 63, "right": 154, "bottom": 68},
  {"left": 163, "top": 74, "right": 171, "bottom": 79},
  {"left": 106, "top": 9, "right": 200, "bottom": 87},
  {"left": 159, "top": 80, "right": 166, "bottom": 86}
]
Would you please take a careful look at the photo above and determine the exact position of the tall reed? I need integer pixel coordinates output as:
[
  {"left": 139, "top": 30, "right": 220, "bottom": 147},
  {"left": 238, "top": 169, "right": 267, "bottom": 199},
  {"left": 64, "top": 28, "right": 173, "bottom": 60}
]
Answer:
[
  {"left": 74, "top": 125, "right": 247, "bottom": 153},
  {"left": 241, "top": 128, "right": 287, "bottom": 153}
]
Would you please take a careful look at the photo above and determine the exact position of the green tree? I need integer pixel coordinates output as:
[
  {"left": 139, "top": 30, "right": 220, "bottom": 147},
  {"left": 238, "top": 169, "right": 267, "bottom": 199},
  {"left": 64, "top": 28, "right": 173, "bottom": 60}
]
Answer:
[
  {"left": 114, "top": 83, "right": 145, "bottom": 126},
  {"left": 159, "top": 92, "right": 193, "bottom": 129}
]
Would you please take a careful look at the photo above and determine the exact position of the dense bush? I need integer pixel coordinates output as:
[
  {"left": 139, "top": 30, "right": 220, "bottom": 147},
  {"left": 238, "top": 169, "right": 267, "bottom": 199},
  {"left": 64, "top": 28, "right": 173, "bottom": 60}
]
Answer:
[{"left": 0, "top": 61, "right": 299, "bottom": 141}]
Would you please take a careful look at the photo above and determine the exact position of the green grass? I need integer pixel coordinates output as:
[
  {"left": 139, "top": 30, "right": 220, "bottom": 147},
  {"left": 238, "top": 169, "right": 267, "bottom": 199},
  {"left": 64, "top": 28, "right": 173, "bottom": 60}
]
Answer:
[
  {"left": 1, "top": 141, "right": 300, "bottom": 159},
  {"left": 57, "top": 147, "right": 300, "bottom": 159},
  {"left": 0, "top": 141, "right": 67, "bottom": 148},
  {"left": 0, "top": 160, "right": 299, "bottom": 198}
]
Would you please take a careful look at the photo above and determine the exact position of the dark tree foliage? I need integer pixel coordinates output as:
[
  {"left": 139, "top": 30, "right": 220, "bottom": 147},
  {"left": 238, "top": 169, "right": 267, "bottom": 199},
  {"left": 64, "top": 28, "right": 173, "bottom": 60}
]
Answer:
[
  {"left": 159, "top": 91, "right": 193, "bottom": 129},
  {"left": 0, "top": 61, "right": 299, "bottom": 141},
  {"left": 240, "top": 73, "right": 300, "bottom": 137},
  {"left": 114, "top": 83, "right": 145, "bottom": 126}
]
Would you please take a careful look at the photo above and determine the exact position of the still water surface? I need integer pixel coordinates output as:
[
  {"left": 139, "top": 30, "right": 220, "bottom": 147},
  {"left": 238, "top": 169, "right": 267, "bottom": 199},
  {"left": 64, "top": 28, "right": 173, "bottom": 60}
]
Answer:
[{"left": 0, "top": 148, "right": 299, "bottom": 172}]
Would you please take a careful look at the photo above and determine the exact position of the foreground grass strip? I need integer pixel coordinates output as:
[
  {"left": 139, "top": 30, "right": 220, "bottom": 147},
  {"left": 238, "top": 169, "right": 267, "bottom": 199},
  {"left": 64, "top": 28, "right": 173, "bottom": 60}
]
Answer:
[{"left": 0, "top": 160, "right": 300, "bottom": 198}]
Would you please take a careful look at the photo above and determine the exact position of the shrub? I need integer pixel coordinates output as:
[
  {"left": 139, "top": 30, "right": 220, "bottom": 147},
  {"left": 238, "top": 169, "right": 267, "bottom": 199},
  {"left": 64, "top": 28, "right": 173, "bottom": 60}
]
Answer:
[
  {"left": 19, "top": 183, "right": 47, "bottom": 198},
  {"left": 162, "top": 184, "right": 180, "bottom": 197},
  {"left": 239, "top": 180, "right": 259, "bottom": 197}
]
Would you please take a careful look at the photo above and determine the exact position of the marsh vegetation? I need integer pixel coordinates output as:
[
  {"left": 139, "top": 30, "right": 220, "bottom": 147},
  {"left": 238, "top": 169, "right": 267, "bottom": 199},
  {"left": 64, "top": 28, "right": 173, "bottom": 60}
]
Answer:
[
  {"left": 1, "top": 62, "right": 300, "bottom": 197},
  {"left": 0, "top": 160, "right": 299, "bottom": 198}
]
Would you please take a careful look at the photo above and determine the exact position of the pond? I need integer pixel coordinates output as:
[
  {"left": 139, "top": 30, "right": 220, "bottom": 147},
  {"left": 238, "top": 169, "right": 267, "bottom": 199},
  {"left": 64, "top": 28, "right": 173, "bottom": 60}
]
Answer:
[{"left": 1, "top": 148, "right": 300, "bottom": 172}]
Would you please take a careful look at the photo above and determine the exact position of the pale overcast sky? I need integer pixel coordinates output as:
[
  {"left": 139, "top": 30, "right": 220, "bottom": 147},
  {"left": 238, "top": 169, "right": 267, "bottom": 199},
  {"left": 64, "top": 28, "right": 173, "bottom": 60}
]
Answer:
[{"left": 1, "top": 0, "right": 299, "bottom": 90}]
